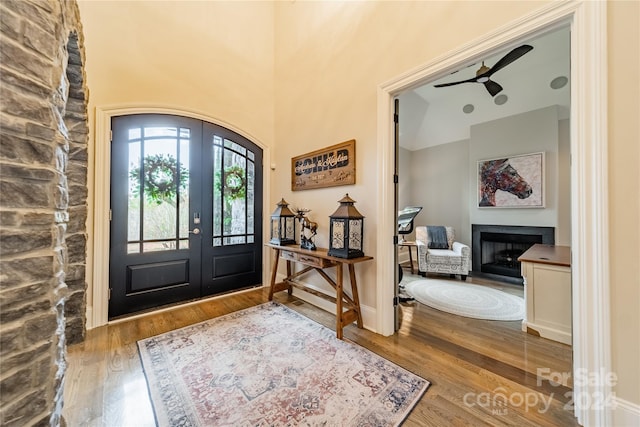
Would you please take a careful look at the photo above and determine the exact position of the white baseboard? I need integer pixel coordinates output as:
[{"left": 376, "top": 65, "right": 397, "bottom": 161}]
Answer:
[
  {"left": 522, "top": 321, "right": 572, "bottom": 345},
  {"left": 612, "top": 396, "right": 640, "bottom": 426},
  {"left": 85, "top": 306, "right": 93, "bottom": 330}
]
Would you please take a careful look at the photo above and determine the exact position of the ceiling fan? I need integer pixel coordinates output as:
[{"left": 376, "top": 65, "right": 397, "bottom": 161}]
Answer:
[{"left": 434, "top": 44, "right": 534, "bottom": 97}]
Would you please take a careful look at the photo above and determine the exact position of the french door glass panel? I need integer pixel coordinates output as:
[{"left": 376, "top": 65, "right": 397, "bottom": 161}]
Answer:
[
  {"left": 126, "top": 126, "right": 190, "bottom": 253},
  {"left": 212, "top": 136, "right": 257, "bottom": 247}
]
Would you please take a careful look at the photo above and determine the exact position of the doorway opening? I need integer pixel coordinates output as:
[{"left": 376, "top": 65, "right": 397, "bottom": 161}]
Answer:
[
  {"left": 395, "top": 24, "right": 570, "bottom": 301},
  {"left": 394, "top": 24, "right": 574, "bottom": 396},
  {"left": 378, "top": 3, "right": 610, "bottom": 425}
]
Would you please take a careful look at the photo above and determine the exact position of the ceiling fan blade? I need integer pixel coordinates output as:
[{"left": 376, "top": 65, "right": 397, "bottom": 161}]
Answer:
[
  {"left": 484, "top": 44, "right": 533, "bottom": 77},
  {"left": 484, "top": 80, "right": 503, "bottom": 96},
  {"left": 434, "top": 44, "right": 532, "bottom": 93},
  {"left": 433, "top": 76, "right": 478, "bottom": 88}
]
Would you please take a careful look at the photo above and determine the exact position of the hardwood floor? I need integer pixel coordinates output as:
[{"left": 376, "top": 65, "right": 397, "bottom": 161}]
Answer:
[{"left": 64, "top": 278, "right": 578, "bottom": 426}]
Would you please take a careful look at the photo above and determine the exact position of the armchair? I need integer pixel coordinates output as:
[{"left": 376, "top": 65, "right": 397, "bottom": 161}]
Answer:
[{"left": 415, "top": 226, "right": 470, "bottom": 280}]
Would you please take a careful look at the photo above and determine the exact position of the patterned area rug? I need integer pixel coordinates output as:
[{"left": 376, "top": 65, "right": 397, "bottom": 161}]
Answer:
[
  {"left": 138, "top": 302, "right": 429, "bottom": 426},
  {"left": 404, "top": 279, "right": 525, "bottom": 321}
]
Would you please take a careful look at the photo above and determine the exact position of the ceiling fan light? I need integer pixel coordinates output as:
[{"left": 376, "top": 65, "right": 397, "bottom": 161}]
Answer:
[
  {"left": 462, "top": 104, "right": 474, "bottom": 114},
  {"left": 477, "top": 77, "right": 489, "bottom": 83}
]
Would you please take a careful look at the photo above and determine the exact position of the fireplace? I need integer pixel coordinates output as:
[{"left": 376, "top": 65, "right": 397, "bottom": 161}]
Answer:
[{"left": 472, "top": 224, "right": 555, "bottom": 283}]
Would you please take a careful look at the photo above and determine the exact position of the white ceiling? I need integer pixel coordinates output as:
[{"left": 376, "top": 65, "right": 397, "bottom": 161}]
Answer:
[{"left": 399, "top": 27, "right": 570, "bottom": 151}]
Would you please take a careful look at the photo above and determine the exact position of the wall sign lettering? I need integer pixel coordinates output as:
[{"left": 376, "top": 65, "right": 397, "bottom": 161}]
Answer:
[{"left": 291, "top": 140, "right": 356, "bottom": 191}]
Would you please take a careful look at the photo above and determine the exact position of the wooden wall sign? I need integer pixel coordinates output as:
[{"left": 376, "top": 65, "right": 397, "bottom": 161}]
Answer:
[{"left": 291, "top": 140, "right": 356, "bottom": 191}]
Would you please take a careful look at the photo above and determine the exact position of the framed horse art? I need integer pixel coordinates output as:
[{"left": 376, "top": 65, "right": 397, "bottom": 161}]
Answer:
[{"left": 477, "top": 152, "right": 544, "bottom": 208}]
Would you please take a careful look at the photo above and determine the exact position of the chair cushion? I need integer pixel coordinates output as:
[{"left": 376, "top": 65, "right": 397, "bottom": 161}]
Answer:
[{"left": 427, "top": 249, "right": 463, "bottom": 265}]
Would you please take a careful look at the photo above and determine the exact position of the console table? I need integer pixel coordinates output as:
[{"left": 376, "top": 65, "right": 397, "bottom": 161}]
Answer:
[{"left": 266, "top": 243, "right": 373, "bottom": 339}]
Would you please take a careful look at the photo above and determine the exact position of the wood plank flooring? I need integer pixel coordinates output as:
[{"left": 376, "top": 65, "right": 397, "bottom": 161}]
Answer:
[{"left": 63, "top": 276, "right": 578, "bottom": 426}]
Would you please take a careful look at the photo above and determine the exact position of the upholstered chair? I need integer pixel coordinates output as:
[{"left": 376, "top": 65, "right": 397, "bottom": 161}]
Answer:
[{"left": 415, "top": 226, "right": 470, "bottom": 280}]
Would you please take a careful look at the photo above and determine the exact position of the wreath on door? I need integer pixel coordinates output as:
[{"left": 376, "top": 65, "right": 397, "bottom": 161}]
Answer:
[
  {"left": 129, "top": 154, "right": 189, "bottom": 205},
  {"left": 214, "top": 165, "right": 246, "bottom": 201}
]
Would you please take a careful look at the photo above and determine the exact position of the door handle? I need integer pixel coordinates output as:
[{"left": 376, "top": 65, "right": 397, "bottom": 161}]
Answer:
[{"left": 189, "top": 228, "right": 201, "bottom": 235}]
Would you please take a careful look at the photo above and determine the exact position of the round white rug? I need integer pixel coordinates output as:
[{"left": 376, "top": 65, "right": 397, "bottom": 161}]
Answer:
[{"left": 404, "top": 279, "right": 525, "bottom": 321}]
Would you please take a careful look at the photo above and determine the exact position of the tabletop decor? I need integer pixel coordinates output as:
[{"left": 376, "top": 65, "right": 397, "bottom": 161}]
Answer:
[
  {"left": 328, "top": 194, "right": 364, "bottom": 259},
  {"left": 269, "top": 198, "right": 296, "bottom": 245},
  {"left": 292, "top": 207, "right": 317, "bottom": 250}
]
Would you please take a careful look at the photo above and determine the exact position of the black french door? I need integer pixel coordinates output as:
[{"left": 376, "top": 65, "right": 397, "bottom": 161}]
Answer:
[{"left": 109, "top": 114, "right": 263, "bottom": 318}]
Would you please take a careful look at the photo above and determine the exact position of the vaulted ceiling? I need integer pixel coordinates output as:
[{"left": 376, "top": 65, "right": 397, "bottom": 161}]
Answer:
[{"left": 399, "top": 27, "right": 570, "bottom": 151}]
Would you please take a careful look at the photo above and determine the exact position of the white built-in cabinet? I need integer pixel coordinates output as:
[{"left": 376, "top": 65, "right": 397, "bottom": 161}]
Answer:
[{"left": 519, "top": 244, "right": 572, "bottom": 345}]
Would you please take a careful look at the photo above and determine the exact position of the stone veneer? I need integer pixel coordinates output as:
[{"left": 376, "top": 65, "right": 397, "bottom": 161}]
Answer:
[{"left": 0, "top": 0, "right": 89, "bottom": 425}]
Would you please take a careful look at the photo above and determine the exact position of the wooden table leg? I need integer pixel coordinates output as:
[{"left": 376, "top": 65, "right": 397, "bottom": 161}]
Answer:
[
  {"left": 286, "top": 260, "right": 293, "bottom": 295},
  {"left": 348, "top": 264, "right": 363, "bottom": 328},
  {"left": 408, "top": 245, "right": 415, "bottom": 274},
  {"left": 336, "top": 262, "right": 344, "bottom": 339},
  {"left": 268, "top": 248, "right": 280, "bottom": 300}
]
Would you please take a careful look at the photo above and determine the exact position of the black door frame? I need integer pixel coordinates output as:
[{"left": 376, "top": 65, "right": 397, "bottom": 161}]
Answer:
[
  {"left": 201, "top": 120, "right": 264, "bottom": 296},
  {"left": 108, "top": 113, "right": 263, "bottom": 318}
]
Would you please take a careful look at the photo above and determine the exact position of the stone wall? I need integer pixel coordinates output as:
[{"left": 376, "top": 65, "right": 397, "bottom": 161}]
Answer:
[{"left": 0, "top": 0, "right": 88, "bottom": 425}]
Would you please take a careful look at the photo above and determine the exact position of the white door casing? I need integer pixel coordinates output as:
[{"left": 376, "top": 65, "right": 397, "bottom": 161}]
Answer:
[{"left": 375, "top": 1, "right": 609, "bottom": 425}]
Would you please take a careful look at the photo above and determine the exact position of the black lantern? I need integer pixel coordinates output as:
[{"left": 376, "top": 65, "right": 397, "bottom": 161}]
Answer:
[
  {"left": 270, "top": 198, "right": 297, "bottom": 245},
  {"left": 328, "top": 194, "right": 364, "bottom": 258}
]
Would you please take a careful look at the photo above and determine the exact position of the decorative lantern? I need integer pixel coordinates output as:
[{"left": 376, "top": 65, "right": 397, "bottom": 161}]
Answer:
[
  {"left": 270, "top": 198, "right": 297, "bottom": 245},
  {"left": 328, "top": 194, "right": 364, "bottom": 258}
]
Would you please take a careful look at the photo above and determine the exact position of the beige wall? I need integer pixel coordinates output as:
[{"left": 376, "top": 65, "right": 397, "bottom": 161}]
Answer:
[
  {"left": 608, "top": 0, "right": 640, "bottom": 406},
  {"left": 78, "top": 1, "right": 275, "bottom": 142},
  {"left": 557, "top": 119, "right": 571, "bottom": 246},
  {"left": 272, "top": 0, "right": 548, "bottom": 309},
  {"left": 408, "top": 139, "right": 469, "bottom": 245},
  {"left": 78, "top": 0, "right": 639, "bottom": 407},
  {"left": 77, "top": 0, "right": 276, "bottom": 306},
  {"left": 273, "top": 0, "right": 638, "bottom": 408},
  {"left": 398, "top": 147, "right": 413, "bottom": 216}
]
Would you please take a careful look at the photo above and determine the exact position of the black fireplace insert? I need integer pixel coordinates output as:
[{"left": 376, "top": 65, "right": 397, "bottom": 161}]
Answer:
[{"left": 472, "top": 224, "right": 555, "bottom": 283}]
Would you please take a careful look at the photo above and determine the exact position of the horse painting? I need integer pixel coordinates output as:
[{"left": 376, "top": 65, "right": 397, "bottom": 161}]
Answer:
[{"left": 479, "top": 158, "right": 533, "bottom": 207}]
